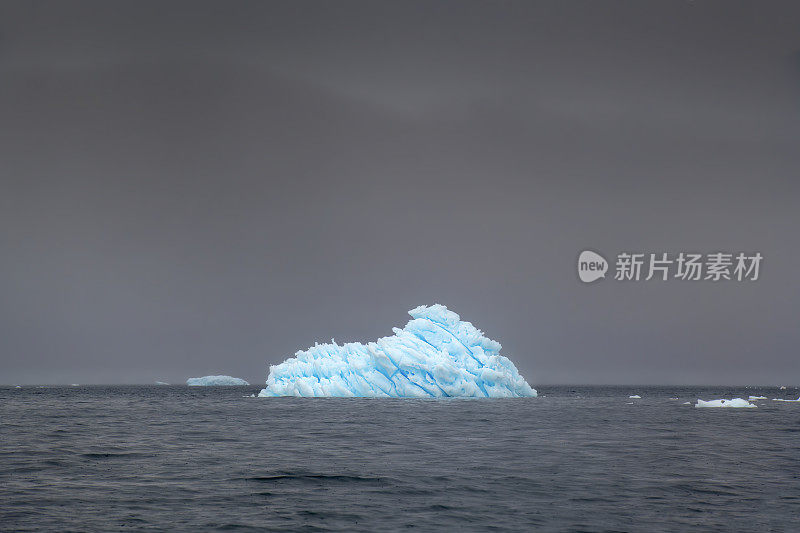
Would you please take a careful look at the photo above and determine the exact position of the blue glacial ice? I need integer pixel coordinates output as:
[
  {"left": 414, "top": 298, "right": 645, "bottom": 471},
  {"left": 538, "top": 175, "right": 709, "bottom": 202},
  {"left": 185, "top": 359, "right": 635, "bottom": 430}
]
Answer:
[
  {"left": 187, "top": 375, "right": 249, "bottom": 386},
  {"left": 258, "top": 304, "right": 536, "bottom": 398}
]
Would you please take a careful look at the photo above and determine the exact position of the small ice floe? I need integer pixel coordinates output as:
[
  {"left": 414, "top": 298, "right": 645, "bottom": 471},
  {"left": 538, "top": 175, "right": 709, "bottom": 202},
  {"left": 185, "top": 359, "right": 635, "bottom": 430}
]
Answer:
[
  {"left": 629, "top": 395, "right": 642, "bottom": 399},
  {"left": 780, "top": 386, "right": 787, "bottom": 390},
  {"left": 155, "top": 381, "right": 170, "bottom": 385},
  {"left": 695, "top": 398, "right": 756, "bottom": 408},
  {"left": 70, "top": 384, "right": 79, "bottom": 387},
  {"left": 670, "top": 397, "right": 679, "bottom": 400},
  {"left": 748, "top": 396, "right": 767, "bottom": 400},
  {"left": 14, "top": 385, "right": 22, "bottom": 388},
  {"left": 626, "top": 402, "right": 635, "bottom": 405},
  {"left": 772, "top": 397, "right": 800, "bottom": 402},
  {"left": 187, "top": 375, "right": 249, "bottom": 386},
  {"left": 682, "top": 402, "right": 692, "bottom": 405}
]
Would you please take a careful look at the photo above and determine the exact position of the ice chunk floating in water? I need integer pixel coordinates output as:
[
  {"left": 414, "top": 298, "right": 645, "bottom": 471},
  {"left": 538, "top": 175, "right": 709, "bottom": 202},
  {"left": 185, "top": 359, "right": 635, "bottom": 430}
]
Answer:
[
  {"left": 695, "top": 398, "right": 756, "bottom": 408},
  {"left": 187, "top": 375, "right": 249, "bottom": 386},
  {"left": 259, "top": 304, "right": 536, "bottom": 398}
]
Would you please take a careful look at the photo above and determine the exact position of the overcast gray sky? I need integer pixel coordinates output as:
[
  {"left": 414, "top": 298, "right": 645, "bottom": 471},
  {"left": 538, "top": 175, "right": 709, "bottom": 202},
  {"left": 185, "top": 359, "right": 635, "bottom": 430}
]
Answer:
[{"left": 1, "top": 0, "right": 799, "bottom": 385}]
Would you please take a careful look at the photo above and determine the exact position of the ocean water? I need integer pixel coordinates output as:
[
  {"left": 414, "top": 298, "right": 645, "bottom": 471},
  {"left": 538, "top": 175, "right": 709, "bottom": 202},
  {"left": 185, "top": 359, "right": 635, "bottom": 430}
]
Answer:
[{"left": 2, "top": 386, "right": 799, "bottom": 532}]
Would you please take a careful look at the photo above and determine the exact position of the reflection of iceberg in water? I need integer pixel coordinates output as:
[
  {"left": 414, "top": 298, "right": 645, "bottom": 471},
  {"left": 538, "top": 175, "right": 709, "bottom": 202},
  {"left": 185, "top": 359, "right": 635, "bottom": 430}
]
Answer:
[{"left": 259, "top": 304, "right": 537, "bottom": 398}]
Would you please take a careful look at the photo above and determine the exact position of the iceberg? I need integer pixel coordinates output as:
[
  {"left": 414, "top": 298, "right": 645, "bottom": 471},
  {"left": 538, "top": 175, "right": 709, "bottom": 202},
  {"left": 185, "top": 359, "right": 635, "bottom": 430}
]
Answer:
[
  {"left": 695, "top": 398, "right": 756, "bottom": 408},
  {"left": 748, "top": 395, "right": 767, "bottom": 400},
  {"left": 259, "top": 304, "right": 536, "bottom": 398},
  {"left": 628, "top": 395, "right": 641, "bottom": 399},
  {"left": 187, "top": 375, "right": 249, "bottom": 386}
]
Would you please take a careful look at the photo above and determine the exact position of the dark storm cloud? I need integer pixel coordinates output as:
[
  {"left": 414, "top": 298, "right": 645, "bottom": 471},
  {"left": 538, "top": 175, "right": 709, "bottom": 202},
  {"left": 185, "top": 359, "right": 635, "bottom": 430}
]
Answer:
[{"left": 1, "top": 1, "right": 799, "bottom": 385}]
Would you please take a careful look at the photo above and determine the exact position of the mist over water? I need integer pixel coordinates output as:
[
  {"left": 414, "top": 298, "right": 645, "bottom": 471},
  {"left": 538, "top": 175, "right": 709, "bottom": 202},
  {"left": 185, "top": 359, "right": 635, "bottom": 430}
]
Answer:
[{"left": 2, "top": 386, "right": 798, "bottom": 531}]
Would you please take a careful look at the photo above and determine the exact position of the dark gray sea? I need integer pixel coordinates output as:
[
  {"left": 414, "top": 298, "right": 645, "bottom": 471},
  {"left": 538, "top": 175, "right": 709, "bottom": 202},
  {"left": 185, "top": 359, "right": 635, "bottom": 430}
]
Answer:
[{"left": 1, "top": 385, "right": 799, "bottom": 532}]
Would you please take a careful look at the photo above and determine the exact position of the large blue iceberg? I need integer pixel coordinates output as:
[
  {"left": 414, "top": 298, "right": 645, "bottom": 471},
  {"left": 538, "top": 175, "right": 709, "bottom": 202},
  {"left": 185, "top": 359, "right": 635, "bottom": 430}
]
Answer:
[
  {"left": 258, "top": 304, "right": 536, "bottom": 398},
  {"left": 187, "top": 375, "right": 249, "bottom": 386}
]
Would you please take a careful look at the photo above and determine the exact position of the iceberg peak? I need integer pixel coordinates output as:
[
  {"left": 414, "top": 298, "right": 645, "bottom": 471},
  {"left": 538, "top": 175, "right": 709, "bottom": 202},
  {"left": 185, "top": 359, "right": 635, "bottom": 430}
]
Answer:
[{"left": 259, "top": 304, "right": 536, "bottom": 398}]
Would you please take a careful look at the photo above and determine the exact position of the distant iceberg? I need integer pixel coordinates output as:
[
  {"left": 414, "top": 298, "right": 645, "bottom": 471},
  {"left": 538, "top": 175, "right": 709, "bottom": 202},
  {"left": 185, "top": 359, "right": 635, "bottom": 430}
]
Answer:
[
  {"left": 748, "top": 395, "right": 767, "bottom": 400},
  {"left": 628, "top": 395, "right": 641, "bottom": 399},
  {"left": 187, "top": 375, "right": 249, "bottom": 386},
  {"left": 259, "top": 304, "right": 536, "bottom": 398},
  {"left": 695, "top": 398, "right": 756, "bottom": 408},
  {"left": 772, "top": 397, "right": 800, "bottom": 402}
]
